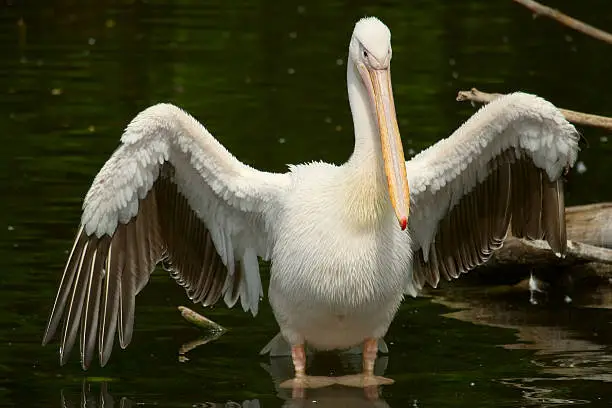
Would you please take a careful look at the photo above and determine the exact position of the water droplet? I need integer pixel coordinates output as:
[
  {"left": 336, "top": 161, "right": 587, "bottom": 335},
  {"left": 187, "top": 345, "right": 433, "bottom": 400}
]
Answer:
[
  {"left": 324, "top": 117, "right": 332, "bottom": 124},
  {"left": 51, "top": 88, "right": 63, "bottom": 96},
  {"left": 564, "top": 295, "right": 572, "bottom": 304},
  {"left": 105, "top": 19, "right": 116, "bottom": 29},
  {"left": 88, "top": 125, "right": 95, "bottom": 132},
  {"left": 297, "top": 5, "right": 306, "bottom": 14},
  {"left": 600, "top": 136, "right": 608, "bottom": 143},
  {"left": 452, "top": 71, "right": 459, "bottom": 79},
  {"left": 336, "top": 58, "right": 344, "bottom": 66},
  {"left": 287, "top": 68, "right": 295, "bottom": 75},
  {"left": 278, "top": 138, "right": 286, "bottom": 144},
  {"left": 7, "top": 225, "right": 14, "bottom": 231},
  {"left": 289, "top": 32, "right": 297, "bottom": 39},
  {"left": 576, "top": 161, "right": 587, "bottom": 174},
  {"left": 448, "top": 58, "right": 456, "bottom": 66},
  {"left": 88, "top": 37, "right": 96, "bottom": 45}
]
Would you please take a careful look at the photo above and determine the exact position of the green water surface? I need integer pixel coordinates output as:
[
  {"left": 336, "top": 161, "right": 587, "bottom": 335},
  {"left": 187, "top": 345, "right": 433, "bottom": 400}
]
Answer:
[{"left": 1, "top": 1, "right": 611, "bottom": 406}]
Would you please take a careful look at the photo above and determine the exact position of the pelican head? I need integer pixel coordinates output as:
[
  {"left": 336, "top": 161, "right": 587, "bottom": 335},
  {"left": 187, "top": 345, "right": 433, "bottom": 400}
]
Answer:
[{"left": 349, "top": 17, "right": 410, "bottom": 230}]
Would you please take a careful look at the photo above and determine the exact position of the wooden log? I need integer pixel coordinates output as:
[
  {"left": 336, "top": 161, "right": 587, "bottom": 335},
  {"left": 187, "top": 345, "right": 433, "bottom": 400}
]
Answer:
[
  {"left": 566, "top": 203, "right": 612, "bottom": 249},
  {"left": 490, "top": 237, "right": 612, "bottom": 266},
  {"left": 485, "top": 203, "right": 612, "bottom": 276}
]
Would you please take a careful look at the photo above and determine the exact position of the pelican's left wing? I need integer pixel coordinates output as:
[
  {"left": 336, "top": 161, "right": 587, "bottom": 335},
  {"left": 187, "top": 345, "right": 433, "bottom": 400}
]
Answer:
[
  {"left": 405, "top": 92, "right": 579, "bottom": 294},
  {"left": 43, "top": 103, "right": 291, "bottom": 368}
]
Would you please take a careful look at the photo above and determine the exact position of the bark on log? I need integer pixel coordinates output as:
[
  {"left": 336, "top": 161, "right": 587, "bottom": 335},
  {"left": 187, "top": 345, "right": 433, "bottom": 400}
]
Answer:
[
  {"left": 566, "top": 203, "right": 612, "bottom": 249},
  {"left": 486, "top": 203, "right": 612, "bottom": 276}
]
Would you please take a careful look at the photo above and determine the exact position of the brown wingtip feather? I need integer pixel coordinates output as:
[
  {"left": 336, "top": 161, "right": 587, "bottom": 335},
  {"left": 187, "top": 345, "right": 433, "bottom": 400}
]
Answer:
[
  {"left": 542, "top": 178, "right": 567, "bottom": 256},
  {"left": 42, "top": 225, "right": 87, "bottom": 346},
  {"left": 412, "top": 150, "right": 569, "bottom": 291},
  {"left": 45, "top": 163, "right": 239, "bottom": 368}
]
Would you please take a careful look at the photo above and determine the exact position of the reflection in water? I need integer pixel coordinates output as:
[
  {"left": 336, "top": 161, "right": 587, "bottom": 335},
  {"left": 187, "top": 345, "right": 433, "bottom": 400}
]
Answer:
[
  {"left": 498, "top": 379, "right": 589, "bottom": 407},
  {"left": 2, "top": 1, "right": 612, "bottom": 406},
  {"left": 431, "top": 278, "right": 612, "bottom": 406},
  {"left": 60, "top": 356, "right": 391, "bottom": 408},
  {"left": 61, "top": 381, "right": 260, "bottom": 407},
  {"left": 61, "top": 382, "right": 133, "bottom": 408},
  {"left": 263, "top": 355, "right": 390, "bottom": 405},
  {"left": 178, "top": 329, "right": 226, "bottom": 363},
  {"left": 277, "top": 387, "right": 389, "bottom": 408}
]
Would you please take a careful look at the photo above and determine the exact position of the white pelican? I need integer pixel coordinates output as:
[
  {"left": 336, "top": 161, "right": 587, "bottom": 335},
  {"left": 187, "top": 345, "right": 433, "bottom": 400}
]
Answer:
[{"left": 43, "top": 17, "right": 579, "bottom": 388}]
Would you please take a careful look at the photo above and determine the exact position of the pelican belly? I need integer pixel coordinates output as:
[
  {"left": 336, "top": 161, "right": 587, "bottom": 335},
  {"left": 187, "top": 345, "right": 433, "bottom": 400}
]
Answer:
[{"left": 268, "top": 163, "right": 413, "bottom": 350}]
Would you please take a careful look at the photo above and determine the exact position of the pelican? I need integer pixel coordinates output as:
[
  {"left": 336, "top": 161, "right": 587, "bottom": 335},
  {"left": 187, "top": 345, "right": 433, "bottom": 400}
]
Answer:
[{"left": 43, "top": 17, "right": 579, "bottom": 388}]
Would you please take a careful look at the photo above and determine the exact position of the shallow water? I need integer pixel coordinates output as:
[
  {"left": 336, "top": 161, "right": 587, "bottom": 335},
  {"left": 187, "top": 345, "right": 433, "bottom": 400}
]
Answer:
[{"left": 1, "top": 1, "right": 612, "bottom": 407}]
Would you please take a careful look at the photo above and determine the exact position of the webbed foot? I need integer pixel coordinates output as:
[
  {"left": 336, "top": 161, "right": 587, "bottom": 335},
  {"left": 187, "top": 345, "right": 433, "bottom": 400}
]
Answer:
[
  {"left": 279, "top": 375, "right": 336, "bottom": 389},
  {"left": 335, "top": 373, "right": 394, "bottom": 388}
]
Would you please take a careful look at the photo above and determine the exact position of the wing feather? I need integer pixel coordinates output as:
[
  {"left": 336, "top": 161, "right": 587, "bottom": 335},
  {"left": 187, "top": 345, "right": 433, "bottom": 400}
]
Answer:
[
  {"left": 406, "top": 93, "right": 579, "bottom": 293},
  {"left": 80, "top": 236, "right": 108, "bottom": 369},
  {"left": 43, "top": 103, "right": 290, "bottom": 368},
  {"left": 59, "top": 239, "right": 92, "bottom": 365}
]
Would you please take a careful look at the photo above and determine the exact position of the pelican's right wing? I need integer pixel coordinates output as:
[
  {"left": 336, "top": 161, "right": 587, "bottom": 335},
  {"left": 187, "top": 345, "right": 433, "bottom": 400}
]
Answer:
[{"left": 43, "top": 103, "right": 291, "bottom": 368}]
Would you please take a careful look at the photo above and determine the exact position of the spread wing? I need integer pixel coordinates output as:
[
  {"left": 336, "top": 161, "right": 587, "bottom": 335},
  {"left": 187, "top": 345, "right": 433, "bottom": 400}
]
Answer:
[
  {"left": 42, "top": 103, "right": 291, "bottom": 368},
  {"left": 405, "top": 92, "right": 579, "bottom": 294}
]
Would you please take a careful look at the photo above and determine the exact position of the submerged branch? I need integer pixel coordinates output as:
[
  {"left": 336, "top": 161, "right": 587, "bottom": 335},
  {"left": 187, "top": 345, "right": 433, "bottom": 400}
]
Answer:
[
  {"left": 178, "top": 306, "right": 226, "bottom": 332},
  {"left": 512, "top": 0, "right": 612, "bottom": 45},
  {"left": 457, "top": 88, "right": 612, "bottom": 131},
  {"left": 177, "top": 306, "right": 226, "bottom": 360}
]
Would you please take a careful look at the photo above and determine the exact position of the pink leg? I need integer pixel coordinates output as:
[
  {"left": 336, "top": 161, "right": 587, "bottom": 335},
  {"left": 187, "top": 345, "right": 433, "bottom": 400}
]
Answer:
[
  {"left": 336, "top": 338, "right": 395, "bottom": 388},
  {"left": 292, "top": 345, "right": 307, "bottom": 378},
  {"left": 279, "top": 344, "right": 336, "bottom": 391},
  {"left": 363, "top": 338, "right": 378, "bottom": 375}
]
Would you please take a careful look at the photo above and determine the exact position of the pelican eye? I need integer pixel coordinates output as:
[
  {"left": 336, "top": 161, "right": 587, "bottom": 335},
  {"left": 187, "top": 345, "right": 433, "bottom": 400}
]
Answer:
[{"left": 363, "top": 50, "right": 368, "bottom": 58}]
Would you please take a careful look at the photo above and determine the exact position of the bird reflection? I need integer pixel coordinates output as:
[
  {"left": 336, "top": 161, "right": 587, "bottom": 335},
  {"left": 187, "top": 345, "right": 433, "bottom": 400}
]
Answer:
[
  {"left": 59, "top": 355, "right": 391, "bottom": 407},
  {"left": 263, "top": 353, "right": 391, "bottom": 405}
]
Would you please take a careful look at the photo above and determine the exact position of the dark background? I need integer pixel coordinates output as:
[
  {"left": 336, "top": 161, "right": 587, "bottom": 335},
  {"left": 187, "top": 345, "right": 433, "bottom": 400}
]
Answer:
[{"left": 1, "top": 1, "right": 611, "bottom": 407}]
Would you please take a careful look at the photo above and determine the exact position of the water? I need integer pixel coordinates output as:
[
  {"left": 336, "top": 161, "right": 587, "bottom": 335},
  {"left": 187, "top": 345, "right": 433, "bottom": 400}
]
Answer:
[{"left": 1, "top": 0, "right": 612, "bottom": 406}]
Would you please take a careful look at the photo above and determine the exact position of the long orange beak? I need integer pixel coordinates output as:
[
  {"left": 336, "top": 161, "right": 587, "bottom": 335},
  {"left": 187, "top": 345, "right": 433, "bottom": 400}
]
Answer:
[{"left": 358, "top": 64, "right": 410, "bottom": 230}]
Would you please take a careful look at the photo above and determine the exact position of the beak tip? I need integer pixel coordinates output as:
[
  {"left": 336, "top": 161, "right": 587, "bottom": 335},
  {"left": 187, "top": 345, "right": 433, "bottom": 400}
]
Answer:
[{"left": 400, "top": 217, "right": 407, "bottom": 231}]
